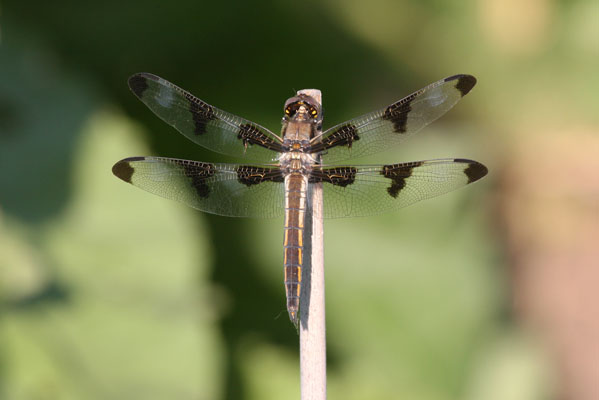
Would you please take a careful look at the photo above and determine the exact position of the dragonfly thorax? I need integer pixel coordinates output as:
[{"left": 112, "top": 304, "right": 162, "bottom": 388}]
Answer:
[{"left": 278, "top": 150, "right": 317, "bottom": 174}]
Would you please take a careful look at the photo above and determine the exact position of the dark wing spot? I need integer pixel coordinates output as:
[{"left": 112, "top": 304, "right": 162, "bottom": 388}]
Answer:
[
  {"left": 444, "top": 74, "right": 477, "bottom": 96},
  {"left": 172, "top": 160, "right": 216, "bottom": 198},
  {"left": 310, "top": 124, "right": 360, "bottom": 153},
  {"left": 236, "top": 166, "right": 285, "bottom": 187},
  {"left": 454, "top": 159, "right": 488, "bottom": 183},
  {"left": 112, "top": 157, "right": 145, "bottom": 183},
  {"left": 380, "top": 161, "right": 423, "bottom": 198},
  {"left": 310, "top": 167, "right": 357, "bottom": 187},
  {"left": 382, "top": 96, "right": 415, "bottom": 134},
  {"left": 112, "top": 160, "right": 135, "bottom": 183},
  {"left": 325, "top": 124, "right": 360, "bottom": 148},
  {"left": 184, "top": 93, "right": 216, "bottom": 135},
  {"left": 128, "top": 74, "right": 149, "bottom": 98},
  {"left": 238, "top": 124, "right": 286, "bottom": 152}
]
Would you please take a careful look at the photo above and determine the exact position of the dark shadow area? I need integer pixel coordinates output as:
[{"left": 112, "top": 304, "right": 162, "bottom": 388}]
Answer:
[
  {"left": 7, "top": 281, "right": 71, "bottom": 311},
  {"left": 0, "top": 40, "right": 97, "bottom": 224}
]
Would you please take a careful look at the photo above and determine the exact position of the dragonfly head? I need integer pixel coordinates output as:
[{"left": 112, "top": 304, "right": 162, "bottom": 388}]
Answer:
[{"left": 283, "top": 94, "right": 321, "bottom": 122}]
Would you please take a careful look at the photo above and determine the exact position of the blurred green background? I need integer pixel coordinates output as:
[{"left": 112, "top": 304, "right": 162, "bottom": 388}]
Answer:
[{"left": 1, "top": 0, "right": 597, "bottom": 399}]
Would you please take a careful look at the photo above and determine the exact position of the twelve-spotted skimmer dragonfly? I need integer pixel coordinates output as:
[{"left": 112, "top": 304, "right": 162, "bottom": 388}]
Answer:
[{"left": 113, "top": 73, "right": 487, "bottom": 327}]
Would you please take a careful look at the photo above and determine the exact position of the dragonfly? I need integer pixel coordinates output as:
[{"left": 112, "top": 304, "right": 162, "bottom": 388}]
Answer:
[{"left": 113, "top": 73, "right": 487, "bottom": 327}]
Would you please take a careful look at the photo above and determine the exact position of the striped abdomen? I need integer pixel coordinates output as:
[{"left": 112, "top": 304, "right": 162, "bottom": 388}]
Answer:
[{"left": 283, "top": 173, "right": 308, "bottom": 327}]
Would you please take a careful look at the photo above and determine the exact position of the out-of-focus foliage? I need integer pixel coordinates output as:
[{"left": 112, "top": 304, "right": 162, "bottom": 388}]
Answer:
[
  {"left": 1, "top": 0, "right": 597, "bottom": 399},
  {"left": 1, "top": 102, "right": 222, "bottom": 398}
]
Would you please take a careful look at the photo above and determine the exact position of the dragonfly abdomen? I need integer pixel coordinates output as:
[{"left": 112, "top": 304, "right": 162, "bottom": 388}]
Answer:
[{"left": 283, "top": 173, "right": 308, "bottom": 327}]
